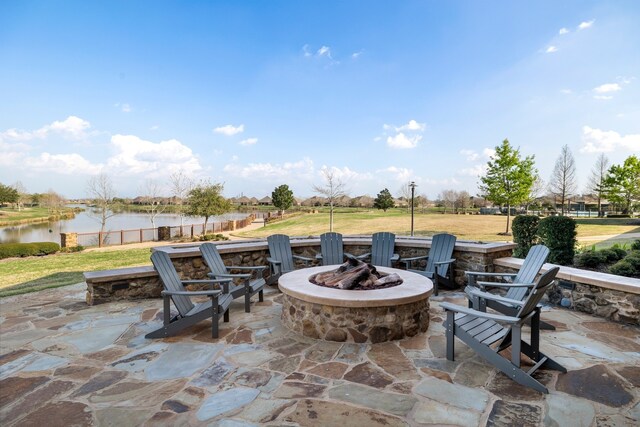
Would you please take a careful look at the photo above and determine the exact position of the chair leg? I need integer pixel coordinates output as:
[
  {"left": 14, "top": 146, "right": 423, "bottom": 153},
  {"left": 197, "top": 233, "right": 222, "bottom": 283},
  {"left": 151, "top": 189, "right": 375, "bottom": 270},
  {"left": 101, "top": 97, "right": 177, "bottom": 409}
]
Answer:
[
  {"left": 445, "top": 310, "right": 455, "bottom": 361},
  {"left": 433, "top": 274, "right": 439, "bottom": 296},
  {"left": 258, "top": 289, "right": 264, "bottom": 302},
  {"left": 245, "top": 292, "right": 251, "bottom": 313},
  {"left": 211, "top": 296, "right": 219, "bottom": 338}
]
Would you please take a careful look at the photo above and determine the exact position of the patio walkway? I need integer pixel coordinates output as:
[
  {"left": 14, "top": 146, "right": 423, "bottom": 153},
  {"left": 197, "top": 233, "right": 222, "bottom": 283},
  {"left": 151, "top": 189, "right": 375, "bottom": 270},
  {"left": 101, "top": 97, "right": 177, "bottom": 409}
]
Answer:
[{"left": 1, "top": 283, "right": 638, "bottom": 426}]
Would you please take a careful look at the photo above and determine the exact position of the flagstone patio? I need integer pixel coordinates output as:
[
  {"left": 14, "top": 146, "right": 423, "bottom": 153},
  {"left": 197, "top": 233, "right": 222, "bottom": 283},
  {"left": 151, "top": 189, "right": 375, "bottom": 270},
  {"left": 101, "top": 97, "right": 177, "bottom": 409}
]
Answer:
[{"left": 1, "top": 283, "right": 638, "bottom": 426}]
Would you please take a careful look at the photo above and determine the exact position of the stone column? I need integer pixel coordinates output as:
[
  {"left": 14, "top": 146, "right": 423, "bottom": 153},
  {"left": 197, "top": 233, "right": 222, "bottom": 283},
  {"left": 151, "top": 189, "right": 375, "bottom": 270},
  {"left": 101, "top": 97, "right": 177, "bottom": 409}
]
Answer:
[
  {"left": 157, "top": 226, "right": 171, "bottom": 241},
  {"left": 60, "top": 232, "right": 78, "bottom": 248}
]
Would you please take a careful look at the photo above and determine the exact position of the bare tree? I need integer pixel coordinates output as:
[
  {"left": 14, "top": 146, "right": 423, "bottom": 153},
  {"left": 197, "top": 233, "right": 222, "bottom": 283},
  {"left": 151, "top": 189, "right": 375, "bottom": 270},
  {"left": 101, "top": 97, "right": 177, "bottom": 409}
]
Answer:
[
  {"left": 586, "top": 153, "right": 610, "bottom": 217},
  {"left": 524, "top": 176, "right": 545, "bottom": 212},
  {"left": 438, "top": 189, "right": 457, "bottom": 214},
  {"left": 87, "top": 173, "right": 117, "bottom": 238},
  {"left": 548, "top": 145, "right": 577, "bottom": 215},
  {"left": 312, "top": 168, "right": 347, "bottom": 232},
  {"left": 139, "top": 179, "right": 168, "bottom": 229},
  {"left": 42, "top": 189, "right": 66, "bottom": 214},
  {"left": 398, "top": 183, "right": 411, "bottom": 213},
  {"left": 455, "top": 190, "right": 471, "bottom": 213},
  {"left": 12, "top": 181, "right": 28, "bottom": 211},
  {"left": 169, "top": 170, "right": 193, "bottom": 228}
]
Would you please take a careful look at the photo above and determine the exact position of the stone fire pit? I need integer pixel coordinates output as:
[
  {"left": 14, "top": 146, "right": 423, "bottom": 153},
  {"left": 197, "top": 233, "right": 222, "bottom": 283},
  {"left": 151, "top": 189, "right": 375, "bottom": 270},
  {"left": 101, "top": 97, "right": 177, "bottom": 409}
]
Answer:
[{"left": 278, "top": 265, "right": 433, "bottom": 343}]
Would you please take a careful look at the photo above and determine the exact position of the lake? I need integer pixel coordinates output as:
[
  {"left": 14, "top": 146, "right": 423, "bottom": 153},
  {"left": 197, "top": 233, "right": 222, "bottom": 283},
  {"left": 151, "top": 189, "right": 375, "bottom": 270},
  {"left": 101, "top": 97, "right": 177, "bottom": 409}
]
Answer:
[{"left": 0, "top": 206, "right": 250, "bottom": 244}]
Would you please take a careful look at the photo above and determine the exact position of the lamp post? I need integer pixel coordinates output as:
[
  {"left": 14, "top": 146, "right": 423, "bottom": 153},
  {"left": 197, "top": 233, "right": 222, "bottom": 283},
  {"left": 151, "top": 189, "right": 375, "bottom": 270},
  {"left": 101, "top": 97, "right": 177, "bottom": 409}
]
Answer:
[{"left": 409, "top": 181, "right": 417, "bottom": 236}]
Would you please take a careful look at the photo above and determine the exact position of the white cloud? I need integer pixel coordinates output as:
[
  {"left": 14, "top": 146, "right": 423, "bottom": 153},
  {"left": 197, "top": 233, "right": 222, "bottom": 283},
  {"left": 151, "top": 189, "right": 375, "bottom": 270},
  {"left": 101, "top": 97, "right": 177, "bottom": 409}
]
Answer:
[
  {"left": 593, "top": 95, "right": 613, "bottom": 100},
  {"left": 150, "top": 125, "right": 159, "bottom": 131},
  {"left": 213, "top": 124, "right": 244, "bottom": 136},
  {"left": 223, "top": 157, "right": 315, "bottom": 180},
  {"left": 593, "top": 83, "right": 621, "bottom": 93},
  {"left": 387, "top": 133, "right": 422, "bottom": 149},
  {"left": 239, "top": 138, "right": 258, "bottom": 146},
  {"left": 395, "top": 120, "right": 426, "bottom": 132},
  {"left": 546, "top": 46, "right": 558, "bottom": 53},
  {"left": 106, "top": 134, "right": 203, "bottom": 176},
  {"left": 319, "top": 165, "right": 372, "bottom": 183},
  {"left": 578, "top": 20, "right": 595, "bottom": 30},
  {"left": 560, "top": 89, "right": 572, "bottom": 94},
  {"left": 351, "top": 50, "right": 363, "bottom": 59},
  {"left": 0, "top": 116, "right": 91, "bottom": 141},
  {"left": 317, "top": 46, "right": 332, "bottom": 58},
  {"left": 580, "top": 126, "right": 640, "bottom": 153},
  {"left": 483, "top": 148, "right": 496, "bottom": 159},
  {"left": 559, "top": 28, "right": 570, "bottom": 35},
  {"left": 302, "top": 44, "right": 312, "bottom": 57},
  {"left": 24, "top": 153, "right": 103, "bottom": 175},
  {"left": 121, "top": 103, "right": 132, "bottom": 113},
  {"left": 460, "top": 149, "right": 479, "bottom": 161},
  {"left": 377, "top": 166, "right": 413, "bottom": 183},
  {"left": 458, "top": 164, "right": 486, "bottom": 177}
]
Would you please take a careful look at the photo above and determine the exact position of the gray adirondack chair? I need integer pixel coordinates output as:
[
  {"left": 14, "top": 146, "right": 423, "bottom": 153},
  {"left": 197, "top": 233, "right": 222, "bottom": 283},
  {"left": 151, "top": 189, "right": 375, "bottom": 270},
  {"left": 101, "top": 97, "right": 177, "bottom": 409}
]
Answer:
[
  {"left": 266, "top": 234, "right": 313, "bottom": 285},
  {"left": 316, "top": 232, "right": 354, "bottom": 265},
  {"left": 465, "top": 244, "right": 555, "bottom": 330},
  {"left": 200, "top": 242, "right": 266, "bottom": 313},
  {"left": 442, "top": 267, "right": 565, "bottom": 393},
  {"left": 401, "top": 233, "right": 457, "bottom": 296},
  {"left": 146, "top": 250, "right": 233, "bottom": 339},
  {"left": 357, "top": 232, "right": 399, "bottom": 267}
]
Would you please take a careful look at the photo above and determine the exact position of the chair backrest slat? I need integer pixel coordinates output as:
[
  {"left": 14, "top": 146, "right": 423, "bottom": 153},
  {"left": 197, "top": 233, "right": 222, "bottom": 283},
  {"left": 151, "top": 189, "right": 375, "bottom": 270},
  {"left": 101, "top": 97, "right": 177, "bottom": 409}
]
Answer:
[
  {"left": 151, "top": 251, "right": 194, "bottom": 316},
  {"left": 320, "top": 232, "right": 344, "bottom": 265},
  {"left": 371, "top": 232, "right": 395, "bottom": 267},
  {"left": 516, "top": 267, "right": 559, "bottom": 319},
  {"left": 268, "top": 234, "right": 295, "bottom": 272},
  {"left": 506, "top": 245, "right": 550, "bottom": 301},
  {"left": 425, "top": 233, "right": 456, "bottom": 276},
  {"left": 200, "top": 242, "right": 228, "bottom": 275}
]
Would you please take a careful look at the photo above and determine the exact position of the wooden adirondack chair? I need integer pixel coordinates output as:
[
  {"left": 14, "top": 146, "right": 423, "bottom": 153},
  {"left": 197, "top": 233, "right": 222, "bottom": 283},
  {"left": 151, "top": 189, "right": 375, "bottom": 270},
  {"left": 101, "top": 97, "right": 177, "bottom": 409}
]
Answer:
[
  {"left": 316, "top": 232, "right": 354, "bottom": 265},
  {"left": 357, "top": 232, "right": 399, "bottom": 267},
  {"left": 200, "top": 242, "right": 266, "bottom": 313},
  {"left": 266, "top": 234, "right": 313, "bottom": 285},
  {"left": 442, "top": 267, "right": 565, "bottom": 393},
  {"left": 401, "top": 233, "right": 457, "bottom": 296},
  {"left": 146, "top": 250, "right": 233, "bottom": 339},
  {"left": 465, "top": 245, "right": 555, "bottom": 330}
]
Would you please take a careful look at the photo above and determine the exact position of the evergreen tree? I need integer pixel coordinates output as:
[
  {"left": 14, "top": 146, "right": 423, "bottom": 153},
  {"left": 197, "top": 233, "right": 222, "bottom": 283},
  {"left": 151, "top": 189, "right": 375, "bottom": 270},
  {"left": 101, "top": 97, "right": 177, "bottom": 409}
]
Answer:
[
  {"left": 272, "top": 184, "right": 294, "bottom": 214},
  {"left": 373, "top": 188, "right": 395, "bottom": 212},
  {"left": 479, "top": 139, "right": 537, "bottom": 234}
]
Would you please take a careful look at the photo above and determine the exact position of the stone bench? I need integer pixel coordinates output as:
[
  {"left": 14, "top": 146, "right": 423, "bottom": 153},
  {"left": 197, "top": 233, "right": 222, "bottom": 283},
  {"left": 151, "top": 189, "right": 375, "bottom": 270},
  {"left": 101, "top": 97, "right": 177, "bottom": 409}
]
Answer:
[{"left": 494, "top": 257, "right": 640, "bottom": 325}]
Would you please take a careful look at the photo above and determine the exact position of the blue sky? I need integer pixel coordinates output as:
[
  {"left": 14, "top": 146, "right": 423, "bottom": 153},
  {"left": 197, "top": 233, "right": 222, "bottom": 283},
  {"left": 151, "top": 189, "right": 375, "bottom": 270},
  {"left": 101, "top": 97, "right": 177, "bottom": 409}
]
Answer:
[{"left": 1, "top": 0, "right": 638, "bottom": 200}]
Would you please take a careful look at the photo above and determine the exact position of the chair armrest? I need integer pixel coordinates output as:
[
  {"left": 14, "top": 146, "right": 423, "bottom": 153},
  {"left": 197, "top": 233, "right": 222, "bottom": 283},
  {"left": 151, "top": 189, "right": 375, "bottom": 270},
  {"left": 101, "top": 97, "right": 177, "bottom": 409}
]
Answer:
[
  {"left": 182, "top": 279, "right": 232, "bottom": 284},
  {"left": 316, "top": 254, "right": 323, "bottom": 260},
  {"left": 465, "top": 286, "right": 526, "bottom": 307},
  {"left": 207, "top": 272, "right": 252, "bottom": 279},
  {"left": 293, "top": 255, "right": 314, "bottom": 263},
  {"left": 356, "top": 253, "right": 371, "bottom": 260},
  {"left": 402, "top": 255, "right": 429, "bottom": 263},
  {"left": 344, "top": 252, "right": 355, "bottom": 259},
  {"left": 266, "top": 257, "right": 281, "bottom": 265},
  {"left": 162, "top": 289, "right": 222, "bottom": 297},
  {"left": 226, "top": 265, "right": 267, "bottom": 272},
  {"left": 434, "top": 258, "right": 455, "bottom": 266},
  {"left": 466, "top": 271, "right": 517, "bottom": 279},
  {"left": 476, "top": 281, "right": 534, "bottom": 289},
  {"left": 440, "top": 302, "right": 518, "bottom": 323}
]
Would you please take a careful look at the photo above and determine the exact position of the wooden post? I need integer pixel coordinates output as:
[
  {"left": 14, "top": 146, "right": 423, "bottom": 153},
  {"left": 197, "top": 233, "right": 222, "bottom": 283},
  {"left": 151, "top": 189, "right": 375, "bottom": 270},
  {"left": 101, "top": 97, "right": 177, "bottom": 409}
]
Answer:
[
  {"left": 98, "top": 232, "right": 103, "bottom": 247},
  {"left": 121, "top": 230, "right": 124, "bottom": 245},
  {"left": 139, "top": 229, "right": 143, "bottom": 243}
]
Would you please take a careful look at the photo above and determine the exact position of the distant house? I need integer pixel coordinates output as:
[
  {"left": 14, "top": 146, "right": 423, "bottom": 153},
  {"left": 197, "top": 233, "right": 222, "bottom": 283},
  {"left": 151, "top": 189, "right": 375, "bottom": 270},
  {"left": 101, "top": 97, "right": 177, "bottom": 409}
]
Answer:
[
  {"left": 250, "top": 197, "right": 259, "bottom": 206},
  {"left": 236, "top": 196, "right": 252, "bottom": 206},
  {"left": 302, "top": 196, "right": 327, "bottom": 207},
  {"left": 350, "top": 195, "right": 374, "bottom": 208},
  {"left": 258, "top": 196, "right": 272, "bottom": 206}
]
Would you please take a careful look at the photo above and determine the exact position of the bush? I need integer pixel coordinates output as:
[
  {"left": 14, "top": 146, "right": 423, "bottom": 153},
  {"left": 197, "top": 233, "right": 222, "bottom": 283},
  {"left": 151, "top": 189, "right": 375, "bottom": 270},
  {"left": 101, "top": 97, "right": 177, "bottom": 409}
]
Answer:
[
  {"left": 574, "top": 251, "right": 606, "bottom": 268},
  {"left": 622, "top": 252, "right": 640, "bottom": 270},
  {"left": 60, "top": 245, "right": 85, "bottom": 253},
  {"left": 0, "top": 242, "right": 61, "bottom": 259},
  {"left": 538, "top": 216, "right": 577, "bottom": 265},
  {"left": 606, "top": 214, "right": 631, "bottom": 218},
  {"left": 511, "top": 215, "right": 540, "bottom": 258},
  {"left": 632, "top": 240, "right": 640, "bottom": 251},
  {"left": 198, "top": 233, "right": 229, "bottom": 242},
  {"left": 599, "top": 248, "right": 626, "bottom": 263},
  {"left": 608, "top": 245, "right": 627, "bottom": 260},
  {"left": 609, "top": 260, "right": 637, "bottom": 277}
]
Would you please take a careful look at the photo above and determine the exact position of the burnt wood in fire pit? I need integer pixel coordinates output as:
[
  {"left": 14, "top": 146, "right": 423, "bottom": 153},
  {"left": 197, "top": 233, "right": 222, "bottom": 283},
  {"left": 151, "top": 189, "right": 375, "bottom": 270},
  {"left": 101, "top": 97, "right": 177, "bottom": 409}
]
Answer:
[{"left": 309, "top": 257, "right": 403, "bottom": 290}]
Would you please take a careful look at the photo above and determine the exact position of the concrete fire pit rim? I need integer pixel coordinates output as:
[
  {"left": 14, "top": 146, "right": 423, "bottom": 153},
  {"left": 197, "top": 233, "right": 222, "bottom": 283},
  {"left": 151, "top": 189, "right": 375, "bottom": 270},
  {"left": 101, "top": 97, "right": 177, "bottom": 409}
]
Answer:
[{"left": 278, "top": 265, "right": 433, "bottom": 308}]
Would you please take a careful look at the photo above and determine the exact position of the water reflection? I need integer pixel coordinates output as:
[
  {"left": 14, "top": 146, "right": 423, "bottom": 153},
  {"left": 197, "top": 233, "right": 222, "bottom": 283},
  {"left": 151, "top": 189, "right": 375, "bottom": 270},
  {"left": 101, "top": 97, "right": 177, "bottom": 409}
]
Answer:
[{"left": 0, "top": 206, "right": 249, "bottom": 244}]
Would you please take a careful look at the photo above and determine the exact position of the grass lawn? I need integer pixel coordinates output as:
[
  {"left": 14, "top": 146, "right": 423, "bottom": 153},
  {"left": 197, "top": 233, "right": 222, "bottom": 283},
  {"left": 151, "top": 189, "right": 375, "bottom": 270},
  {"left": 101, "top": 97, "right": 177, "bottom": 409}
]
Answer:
[
  {"left": 0, "top": 206, "right": 75, "bottom": 226},
  {"left": 0, "top": 248, "right": 152, "bottom": 297}
]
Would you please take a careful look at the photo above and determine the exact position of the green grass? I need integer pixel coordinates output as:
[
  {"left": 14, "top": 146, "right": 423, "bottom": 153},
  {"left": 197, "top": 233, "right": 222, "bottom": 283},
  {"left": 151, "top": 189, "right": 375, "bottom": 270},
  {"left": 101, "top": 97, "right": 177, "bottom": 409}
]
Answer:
[
  {"left": 0, "top": 207, "right": 76, "bottom": 226},
  {"left": 0, "top": 248, "right": 152, "bottom": 297}
]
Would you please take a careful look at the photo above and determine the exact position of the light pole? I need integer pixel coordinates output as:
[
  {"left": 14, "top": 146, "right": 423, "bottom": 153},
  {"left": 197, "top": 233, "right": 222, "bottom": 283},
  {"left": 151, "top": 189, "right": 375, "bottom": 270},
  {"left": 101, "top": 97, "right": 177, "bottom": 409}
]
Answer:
[{"left": 409, "top": 181, "right": 417, "bottom": 236}]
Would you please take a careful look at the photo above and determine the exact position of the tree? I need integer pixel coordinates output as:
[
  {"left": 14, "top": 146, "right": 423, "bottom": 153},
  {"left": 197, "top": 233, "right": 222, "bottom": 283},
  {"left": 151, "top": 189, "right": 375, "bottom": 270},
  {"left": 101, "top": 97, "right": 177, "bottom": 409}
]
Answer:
[
  {"left": 139, "top": 179, "right": 168, "bottom": 229},
  {"left": 42, "top": 189, "right": 66, "bottom": 214},
  {"left": 398, "top": 183, "right": 411, "bottom": 213},
  {"left": 186, "top": 181, "right": 232, "bottom": 231},
  {"left": 603, "top": 155, "right": 640, "bottom": 214},
  {"left": 169, "top": 170, "right": 193, "bottom": 228},
  {"left": 586, "top": 153, "right": 610, "bottom": 217},
  {"left": 373, "top": 188, "right": 395, "bottom": 212},
  {"left": 455, "top": 190, "right": 471, "bottom": 213},
  {"left": 479, "top": 139, "right": 536, "bottom": 234},
  {"left": 548, "top": 145, "right": 578, "bottom": 215},
  {"left": 0, "top": 183, "right": 19, "bottom": 206},
  {"left": 524, "top": 176, "right": 545, "bottom": 212},
  {"left": 438, "top": 189, "right": 457, "bottom": 213},
  {"left": 87, "top": 173, "right": 117, "bottom": 238},
  {"left": 312, "top": 168, "right": 347, "bottom": 232},
  {"left": 272, "top": 184, "right": 294, "bottom": 215},
  {"left": 12, "top": 181, "right": 28, "bottom": 211}
]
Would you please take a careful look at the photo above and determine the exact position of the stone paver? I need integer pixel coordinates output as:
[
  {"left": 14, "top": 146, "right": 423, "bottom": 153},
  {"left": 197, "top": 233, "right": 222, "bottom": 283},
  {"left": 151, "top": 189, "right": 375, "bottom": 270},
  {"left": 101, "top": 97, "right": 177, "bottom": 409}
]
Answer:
[{"left": 0, "top": 282, "right": 638, "bottom": 426}]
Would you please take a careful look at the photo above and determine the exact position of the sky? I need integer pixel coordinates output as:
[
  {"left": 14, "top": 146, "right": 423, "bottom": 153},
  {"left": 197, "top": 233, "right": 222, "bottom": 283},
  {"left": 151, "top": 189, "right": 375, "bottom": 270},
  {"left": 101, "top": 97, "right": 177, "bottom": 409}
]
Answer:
[{"left": 1, "top": 0, "right": 639, "bottom": 200}]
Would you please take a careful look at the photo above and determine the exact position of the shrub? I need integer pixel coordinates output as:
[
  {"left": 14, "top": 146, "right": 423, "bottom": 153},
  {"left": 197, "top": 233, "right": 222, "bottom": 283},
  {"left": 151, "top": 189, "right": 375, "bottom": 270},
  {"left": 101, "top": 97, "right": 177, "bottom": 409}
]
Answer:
[
  {"left": 599, "top": 248, "right": 626, "bottom": 263},
  {"left": 606, "top": 214, "right": 631, "bottom": 218},
  {"left": 537, "top": 216, "right": 577, "bottom": 265},
  {"left": 622, "top": 253, "right": 640, "bottom": 270},
  {"left": 632, "top": 240, "right": 640, "bottom": 251},
  {"left": 609, "top": 260, "right": 637, "bottom": 277},
  {"left": 198, "top": 233, "right": 229, "bottom": 242},
  {"left": 607, "top": 245, "right": 627, "bottom": 260},
  {"left": 0, "top": 242, "right": 61, "bottom": 259},
  {"left": 574, "top": 251, "right": 606, "bottom": 268},
  {"left": 60, "top": 245, "right": 85, "bottom": 253},
  {"left": 511, "top": 215, "right": 540, "bottom": 258}
]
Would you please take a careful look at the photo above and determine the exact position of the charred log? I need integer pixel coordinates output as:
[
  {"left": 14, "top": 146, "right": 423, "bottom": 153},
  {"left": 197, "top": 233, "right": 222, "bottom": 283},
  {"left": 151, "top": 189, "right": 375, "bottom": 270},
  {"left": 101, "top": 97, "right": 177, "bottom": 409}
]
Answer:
[{"left": 309, "top": 258, "right": 403, "bottom": 290}]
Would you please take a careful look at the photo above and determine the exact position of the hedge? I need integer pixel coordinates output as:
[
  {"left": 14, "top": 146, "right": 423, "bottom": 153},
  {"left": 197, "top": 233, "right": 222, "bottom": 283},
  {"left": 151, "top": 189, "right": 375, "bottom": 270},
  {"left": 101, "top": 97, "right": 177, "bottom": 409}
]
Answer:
[
  {"left": 511, "top": 215, "right": 540, "bottom": 258},
  {"left": 537, "top": 216, "right": 577, "bottom": 265},
  {"left": 0, "top": 242, "right": 61, "bottom": 259}
]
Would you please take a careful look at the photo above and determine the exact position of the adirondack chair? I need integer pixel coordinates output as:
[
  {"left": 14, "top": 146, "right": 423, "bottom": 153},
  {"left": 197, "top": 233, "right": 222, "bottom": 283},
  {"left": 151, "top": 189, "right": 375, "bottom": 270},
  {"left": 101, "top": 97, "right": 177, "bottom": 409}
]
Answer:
[
  {"left": 357, "top": 232, "right": 399, "bottom": 267},
  {"left": 442, "top": 267, "right": 565, "bottom": 393},
  {"left": 401, "top": 233, "right": 457, "bottom": 296},
  {"left": 465, "top": 245, "right": 555, "bottom": 330},
  {"left": 316, "top": 232, "right": 354, "bottom": 265},
  {"left": 266, "top": 234, "right": 313, "bottom": 285},
  {"left": 146, "top": 251, "right": 233, "bottom": 339},
  {"left": 200, "top": 242, "right": 266, "bottom": 313}
]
